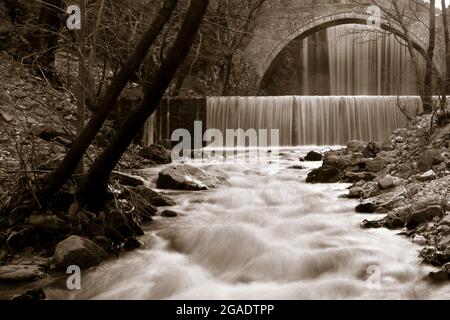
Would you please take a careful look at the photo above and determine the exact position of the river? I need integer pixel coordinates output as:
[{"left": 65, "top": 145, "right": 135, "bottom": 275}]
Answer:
[{"left": 46, "top": 147, "right": 441, "bottom": 300}]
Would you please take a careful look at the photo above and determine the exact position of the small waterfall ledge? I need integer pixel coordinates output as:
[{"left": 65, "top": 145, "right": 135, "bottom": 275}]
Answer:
[{"left": 207, "top": 96, "right": 423, "bottom": 146}]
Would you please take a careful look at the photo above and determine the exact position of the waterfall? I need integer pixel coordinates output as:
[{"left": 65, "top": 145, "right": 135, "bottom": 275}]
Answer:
[{"left": 207, "top": 96, "right": 422, "bottom": 146}]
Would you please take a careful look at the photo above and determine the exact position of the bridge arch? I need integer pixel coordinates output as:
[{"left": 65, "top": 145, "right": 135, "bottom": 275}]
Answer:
[{"left": 251, "top": 11, "right": 428, "bottom": 91}]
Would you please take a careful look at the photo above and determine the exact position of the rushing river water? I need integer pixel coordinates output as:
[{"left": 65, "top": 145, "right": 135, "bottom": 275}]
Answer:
[{"left": 44, "top": 147, "right": 442, "bottom": 300}]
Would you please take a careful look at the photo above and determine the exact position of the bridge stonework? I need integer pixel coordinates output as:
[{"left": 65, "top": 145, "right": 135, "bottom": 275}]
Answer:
[{"left": 244, "top": 0, "right": 429, "bottom": 91}]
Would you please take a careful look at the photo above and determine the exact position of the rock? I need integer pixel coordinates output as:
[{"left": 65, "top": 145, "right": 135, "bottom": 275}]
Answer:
[
  {"left": 111, "top": 171, "right": 144, "bottom": 187},
  {"left": 0, "top": 111, "right": 13, "bottom": 123},
  {"left": 32, "top": 123, "right": 68, "bottom": 141},
  {"left": 157, "top": 164, "right": 221, "bottom": 190},
  {"left": 363, "top": 142, "right": 381, "bottom": 158},
  {"left": 12, "top": 289, "right": 46, "bottom": 300},
  {"left": 417, "top": 170, "right": 436, "bottom": 181},
  {"left": 347, "top": 140, "right": 366, "bottom": 153},
  {"left": 361, "top": 219, "right": 382, "bottom": 229},
  {"left": 138, "top": 144, "right": 172, "bottom": 164},
  {"left": 132, "top": 185, "right": 175, "bottom": 207},
  {"left": 304, "top": 151, "right": 323, "bottom": 161},
  {"left": 6, "top": 228, "right": 33, "bottom": 250},
  {"left": 394, "top": 136, "right": 404, "bottom": 143},
  {"left": 53, "top": 235, "right": 108, "bottom": 270},
  {"left": 344, "top": 172, "right": 377, "bottom": 182},
  {"left": 27, "top": 214, "right": 67, "bottom": 233},
  {"left": 426, "top": 270, "right": 450, "bottom": 284},
  {"left": 355, "top": 202, "right": 377, "bottom": 213},
  {"left": 420, "top": 247, "right": 450, "bottom": 265},
  {"left": 348, "top": 187, "right": 363, "bottom": 199},
  {"left": 161, "top": 210, "right": 179, "bottom": 218},
  {"left": 365, "top": 158, "right": 385, "bottom": 173},
  {"left": 378, "top": 175, "right": 402, "bottom": 190},
  {"left": 418, "top": 149, "right": 444, "bottom": 172},
  {"left": 305, "top": 165, "right": 340, "bottom": 183},
  {"left": 413, "top": 235, "right": 428, "bottom": 246},
  {"left": 122, "top": 238, "right": 144, "bottom": 252},
  {"left": 406, "top": 206, "right": 444, "bottom": 229},
  {"left": 384, "top": 214, "right": 405, "bottom": 229},
  {"left": 0, "top": 265, "right": 46, "bottom": 283},
  {"left": 288, "top": 165, "right": 305, "bottom": 170}
]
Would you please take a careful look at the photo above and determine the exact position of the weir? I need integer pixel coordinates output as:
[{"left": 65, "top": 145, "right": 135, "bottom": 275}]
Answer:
[{"left": 206, "top": 96, "right": 422, "bottom": 146}]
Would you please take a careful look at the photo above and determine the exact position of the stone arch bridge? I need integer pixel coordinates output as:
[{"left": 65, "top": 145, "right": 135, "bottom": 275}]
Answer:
[{"left": 243, "top": 0, "right": 428, "bottom": 91}]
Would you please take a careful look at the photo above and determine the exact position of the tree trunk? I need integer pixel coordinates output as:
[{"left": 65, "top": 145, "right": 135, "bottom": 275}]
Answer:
[
  {"left": 36, "top": 0, "right": 63, "bottom": 85},
  {"left": 81, "top": 0, "right": 210, "bottom": 210},
  {"left": 423, "top": 0, "right": 436, "bottom": 113},
  {"left": 221, "top": 55, "right": 233, "bottom": 96},
  {"left": 443, "top": 0, "right": 450, "bottom": 94},
  {"left": 42, "top": 0, "right": 180, "bottom": 196}
]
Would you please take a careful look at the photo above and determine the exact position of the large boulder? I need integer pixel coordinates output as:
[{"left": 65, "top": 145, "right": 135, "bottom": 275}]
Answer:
[
  {"left": 157, "top": 165, "right": 221, "bottom": 190},
  {"left": 0, "top": 265, "right": 46, "bottom": 283},
  {"left": 347, "top": 140, "right": 366, "bottom": 153},
  {"left": 53, "top": 235, "right": 108, "bottom": 270},
  {"left": 139, "top": 144, "right": 172, "bottom": 164},
  {"left": 306, "top": 165, "right": 340, "bottom": 183}
]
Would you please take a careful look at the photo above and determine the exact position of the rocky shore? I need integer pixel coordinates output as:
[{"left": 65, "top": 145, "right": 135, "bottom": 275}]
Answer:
[{"left": 306, "top": 113, "right": 450, "bottom": 283}]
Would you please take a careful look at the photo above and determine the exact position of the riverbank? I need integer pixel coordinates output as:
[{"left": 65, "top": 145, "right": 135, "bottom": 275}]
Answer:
[{"left": 306, "top": 113, "right": 450, "bottom": 283}]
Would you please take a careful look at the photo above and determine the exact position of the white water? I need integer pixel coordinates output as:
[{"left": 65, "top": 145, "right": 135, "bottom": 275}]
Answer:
[
  {"left": 45, "top": 148, "right": 441, "bottom": 300},
  {"left": 207, "top": 96, "right": 422, "bottom": 146}
]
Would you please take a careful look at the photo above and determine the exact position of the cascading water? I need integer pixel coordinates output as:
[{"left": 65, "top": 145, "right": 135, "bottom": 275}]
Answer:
[
  {"left": 43, "top": 149, "right": 441, "bottom": 300},
  {"left": 207, "top": 96, "right": 422, "bottom": 146}
]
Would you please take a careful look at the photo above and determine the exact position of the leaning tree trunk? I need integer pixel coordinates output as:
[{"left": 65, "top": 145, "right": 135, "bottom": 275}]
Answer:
[
  {"left": 81, "top": 0, "right": 210, "bottom": 210},
  {"left": 42, "top": 0, "right": 179, "bottom": 197}
]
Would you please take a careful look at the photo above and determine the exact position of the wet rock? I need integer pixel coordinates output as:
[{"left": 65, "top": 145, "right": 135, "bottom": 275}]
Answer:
[
  {"left": 355, "top": 202, "right": 377, "bottom": 213},
  {"left": 122, "top": 238, "right": 144, "bottom": 252},
  {"left": 0, "top": 265, "right": 46, "bottom": 283},
  {"left": 12, "top": 289, "right": 46, "bottom": 300},
  {"left": 305, "top": 165, "right": 340, "bottom": 183},
  {"left": 161, "top": 210, "right": 179, "bottom": 218},
  {"left": 132, "top": 185, "right": 175, "bottom": 207},
  {"left": 426, "top": 270, "right": 450, "bottom": 284},
  {"left": 365, "top": 158, "right": 385, "bottom": 173},
  {"left": 111, "top": 171, "right": 144, "bottom": 187},
  {"left": 157, "top": 165, "right": 221, "bottom": 190},
  {"left": 420, "top": 247, "right": 450, "bottom": 266},
  {"left": 138, "top": 144, "right": 172, "bottom": 164},
  {"left": 406, "top": 206, "right": 444, "bottom": 230},
  {"left": 348, "top": 187, "right": 364, "bottom": 199},
  {"left": 413, "top": 235, "right": 428, "bottom": 246},
  {"left": 288, "top": 165, "right": 305, "bottom": 170},
  {"left": 27, "top": 214, "right": 67, "bottom": 233},
  {"left": 384, "top": 214, "right": 405, "bottom": 229},
  {"left": 53, "top": 235, "right": 108, "bottom": 270},
  {"left": 361, "top": 219, "right": 383, "bottom": 229},
  {"left": 304, "top": 151, "right": 323, "bottom": 161}
]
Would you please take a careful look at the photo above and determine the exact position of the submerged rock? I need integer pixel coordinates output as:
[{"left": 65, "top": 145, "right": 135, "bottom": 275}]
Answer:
[
  {"left": 161, "top": 209, "right": 179, "bottom": 218},
  {"left": 157, "top": 164, "right": 221, "bottom": 190},
  {"left": 0, "top": 265, "right": 46, "bottom": 283},
  {"left": 53, "top": 235, "right": 108, "bottom": 270}
]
